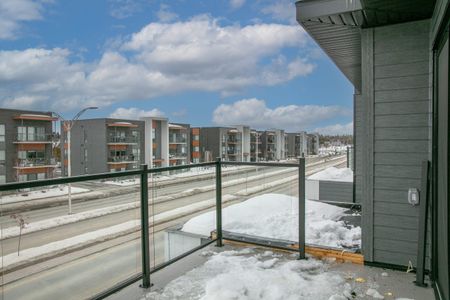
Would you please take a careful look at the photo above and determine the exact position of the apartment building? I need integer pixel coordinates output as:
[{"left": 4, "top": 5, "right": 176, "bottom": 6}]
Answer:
[
  {"left": 0, "top": 108, "right": 56, "bottom": 183},
  {"left": 61, "top": 118, "right": 145, "bottom": 176},
  {"left": 307, "top": 133, "right": 320, "bottom": 155},
  {"left": 250, "top": 130, "right": 263, "bottom": 162},
  {"left": 196, "top": 127, "right": 242, "bottom": 162},
  {"left": 286, "top": 133, "right": 300, "bottom": 158},
  {"left": 168, "top": 123, "right": 190, "bottom": 166},
  {"left": 261, "top": 129, "right": 285, "bottom": 161},
  {"left": 141, "top": 117, "right": 169, "bottom": 168}
]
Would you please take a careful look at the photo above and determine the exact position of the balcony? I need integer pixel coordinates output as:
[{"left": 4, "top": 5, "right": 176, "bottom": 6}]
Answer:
[
  {"left": 14, "top": 133, "right": 53, "bottom": 144},
  {"left": 0, "top": 155, "right": 434, "bottom": 299},
  {"left": 107, "top": 155, "right": 138, "bottom": 164},
  {"left": 107, "top": 136, "right": 139, "bottom": 145},
  {"left": 14, "top": 158, "right": 56, "bottom": 169},
  {"left": 169, "top": 137, "right": 187, "bottom": 144}
]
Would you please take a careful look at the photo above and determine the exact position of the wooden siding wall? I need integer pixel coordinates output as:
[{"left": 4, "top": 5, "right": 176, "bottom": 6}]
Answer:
[{"left": 361, "top": 20, "right": 431, "bottom": 266}]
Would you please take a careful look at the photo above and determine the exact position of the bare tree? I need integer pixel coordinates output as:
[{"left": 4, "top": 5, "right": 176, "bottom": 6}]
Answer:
[{"left": 10, "top": 214, "right": 27, "bottom": 256}]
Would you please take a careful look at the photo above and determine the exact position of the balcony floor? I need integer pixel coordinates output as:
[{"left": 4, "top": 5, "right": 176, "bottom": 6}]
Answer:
[{"left": 107, "top": 244, "right": 434, "bottom": 300}]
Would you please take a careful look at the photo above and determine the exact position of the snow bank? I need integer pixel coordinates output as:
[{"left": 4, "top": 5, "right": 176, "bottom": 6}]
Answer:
[
  {"left": 308, "top": 167, "right": 353, "bottom": 182},
  {"left": 182, "top": 194, "right": 361, "bottom": 248},
  {"left": 145, "top": 249, "right": 351, "bottom": 300},
  {"left": 0, "top": 186, "right": 89, "bottom": 204}
]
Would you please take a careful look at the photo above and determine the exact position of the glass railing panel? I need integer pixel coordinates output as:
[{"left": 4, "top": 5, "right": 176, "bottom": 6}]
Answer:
[
  {"left": 149, "top": 164, "right": 217, "bottom": 269},
  {"left": 220, "top": 164, "right": 300, "bottom": 248},
  {"left": 0, "top": 173, "right": 141, "bottom": 299}
]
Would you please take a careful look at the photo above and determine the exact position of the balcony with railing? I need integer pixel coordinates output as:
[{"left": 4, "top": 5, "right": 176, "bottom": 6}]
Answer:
[
  {"left": 14, "top": 158, "right": 56, "bottom": 169},
  {"left": 169, "top": 135, "right": 187, "bottom": 144},
  {"left": 14, "top": 133, "right": 53, "bottom": 144},
  {"left": 107, "top": 155, "right": 138, "bottom": 164},
  {"left": 0, "top": 154, "right": 434, "bottom": 300},
  {"left": 108, "top": 136, "right": 139, "bottom": 145}
]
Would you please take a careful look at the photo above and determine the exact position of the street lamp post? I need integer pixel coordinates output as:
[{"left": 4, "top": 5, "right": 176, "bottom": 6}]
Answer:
[{"left": 53, "top": 107, "right": 98, "bottom": 214}]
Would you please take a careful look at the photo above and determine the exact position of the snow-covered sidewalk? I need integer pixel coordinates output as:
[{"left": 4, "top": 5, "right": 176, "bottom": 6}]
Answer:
[{"left": 0, "top": 186, "right": 89, "bottom": 205}]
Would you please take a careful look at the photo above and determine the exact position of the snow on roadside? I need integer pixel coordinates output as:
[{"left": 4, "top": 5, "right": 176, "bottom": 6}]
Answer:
[
  {"left": 104, "top": 165, "right": 244, "bottom": 186},
  {"left": 182, "top": 194, "right": 361, "bottom": 248},
  {"left": 308, "top": 167, "right": 353, "bottom": 182},
  {"left": 1, "top": 202, "right": 139, "bottom": 239},
  {"left": 144, "top": 249, "right": 352, "bottom": 300},
  {"left": 0, "top": 186, "right": 89, "bottom": 204}
]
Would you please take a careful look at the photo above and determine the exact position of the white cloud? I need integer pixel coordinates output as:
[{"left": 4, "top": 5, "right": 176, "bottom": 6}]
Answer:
[
  {"left": 230, "top": 0, "right": 245, "bottom": 9},
  {"left": 314, "top": 122, "right": 353, "bottom": 135},
  {"left": 0, "top": 0, "right": 51, "bottom": 39},
  {"left": 261, "top": 0, "right": 296, "bottom": 24},
  {"left": 212, "top": 98, "right": 350, "bottom": 131},
  {"left": 156, "top": 4, "right": 178, "bottom": 22},
  {"left": 0, "top": 16, "right": 314, "bottom": 111},
  {"left": 109, "top": 107, "right": 165, "bottom": 119}
]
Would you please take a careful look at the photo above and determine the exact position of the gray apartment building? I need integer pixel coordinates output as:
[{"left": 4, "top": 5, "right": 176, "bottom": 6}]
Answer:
[
  {"left": 169, "top": 123, "right": 190, "bottom": 166},
  {"left": 196, "top": 127, "right": 242, "bottom": 162},
  {"left": 297, "top": 1, "right": 449, "bottom": 298},
  {"left": 61, "top": 118, "right": 145, "bottom": 176},
  {"left": 261, "top": 129, "right": 285, "bottom": 161},
  {"left": 0, "top": 108, "right": 56, "bottom": 183}
]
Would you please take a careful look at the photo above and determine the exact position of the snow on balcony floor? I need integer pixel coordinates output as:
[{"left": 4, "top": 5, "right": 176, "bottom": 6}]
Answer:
[{"left": 109, "top": 245, "right": 434, "bottom": 300}]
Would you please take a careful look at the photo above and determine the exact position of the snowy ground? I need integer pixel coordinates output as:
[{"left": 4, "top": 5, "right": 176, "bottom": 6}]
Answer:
[
  {"left": 182, "top": 194, "right": 361, "bottom": 249},
  {"left": 0, "top": 186, "right": 89, "bottom": 204},
  {"left": 145, "top": 248, "right": 353, "bottom": 300},
  {"left": 144, "top": 248, "right": 420, "bottom": 300},
  {"left": 308, "top": 167, "right": 353, "bottom": 182}
]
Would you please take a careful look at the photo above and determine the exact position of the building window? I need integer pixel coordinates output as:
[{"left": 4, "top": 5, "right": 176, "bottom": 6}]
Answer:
[
  {"left": 194, "top": 146, "right": 199, "bottom": 152},
  {"left": 0, "top": 150, "right": 5, "bottom": 161},
  {"left": 0, "top": 124, "right": 4, "bottom": 142},
  {"left": 18, "top": 126, "right": 26, "bottom": 141},
  {"left": 193, "top": 135, "right": 199, "bottom": 141},
  {"left": 0, "top": 175, "right": 5, "bottom": 184},
  {"left": 37, "top": 173, "right": 46, "bottom": 180},
  {"left": 18, "top": 174, "right": 27, "bottom": 182}
]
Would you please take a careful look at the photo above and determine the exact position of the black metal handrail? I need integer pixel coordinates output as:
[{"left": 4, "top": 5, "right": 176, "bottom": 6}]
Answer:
[{"left": 0, "top": 158, "right": 306, "bottom": 299}]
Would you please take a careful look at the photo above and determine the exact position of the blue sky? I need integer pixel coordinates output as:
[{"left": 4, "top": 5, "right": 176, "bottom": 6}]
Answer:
[{"left": 0, "top": 0, "right": 353, "bottom": 134}]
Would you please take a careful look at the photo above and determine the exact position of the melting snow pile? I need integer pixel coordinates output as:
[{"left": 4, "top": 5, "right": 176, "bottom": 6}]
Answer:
[
  {"left": 144, "top": 249, "right": 352, "bottom": 300},
  {"left": 308, "top": 167, "right": 353, "bottom": 182},
  {"left": 181, "top": 193, "right": 361, "bottom": 248}
]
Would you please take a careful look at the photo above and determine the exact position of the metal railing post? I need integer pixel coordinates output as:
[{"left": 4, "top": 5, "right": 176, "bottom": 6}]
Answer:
[
  {"left": 298, "top": 157, "right": 306, "bottom": 259},
  {"left": 140, "top": 164, "right": 152, "bottom": 288},
  {"left": 216, "top": 157, "right": 223, "bottom": 247},
  {"left": 346, "top": 146, "right": 350, "bottom": 168}
]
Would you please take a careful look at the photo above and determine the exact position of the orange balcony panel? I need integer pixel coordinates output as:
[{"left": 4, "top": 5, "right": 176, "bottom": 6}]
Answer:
[
  {"left": 152, "top": 143, "right": 158, "bottom": 149},
  {"left": 17, "top": 144, "right": 46, "bottom": 151},
  {"left": 108, "top": 144, "right": 127, "bottom": 151},
  {"left": 192, "top": 140, "right": 200, "bottom": 147},
  {"left": 192, "top": 152, "right": 201, "bottom": 158},
  {"left": 152, "top": 120, "right": 158, "bottom": 128},
  {"left": 192, "top": 128, "right": 200, "bottom": 135},
  {"left": 17, "top": 166, "right": 54, "bottom": 175},
  {"left": 109, "top": 163, "right": 127, "bottom": 169}
]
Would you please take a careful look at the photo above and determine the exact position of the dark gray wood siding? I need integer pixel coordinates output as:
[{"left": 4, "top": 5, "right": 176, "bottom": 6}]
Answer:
[
  {"left": 319, "top": 181, "right": 353, "bottom": 203},
  {"left": 361, "top": 20, "right": 431, "bottom": 266}
]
